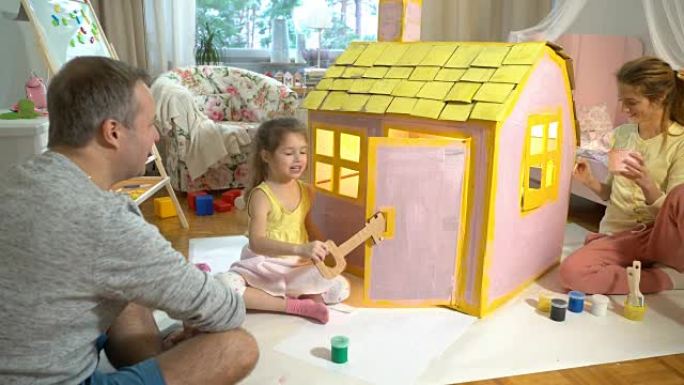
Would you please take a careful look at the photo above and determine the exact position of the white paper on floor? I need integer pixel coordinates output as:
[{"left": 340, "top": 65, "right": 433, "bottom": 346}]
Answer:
[
  {"left": 273, "top": 307, "right": 477, "bottom": 385},
  {"left": 423, "top": 283, "right": 684, "bottom": 384},
  {"left": 188, "top": 235, "right": 247, "bottom": 274},
  {"left": 186, "top": 225, "right": 684, "bottom": 385}
]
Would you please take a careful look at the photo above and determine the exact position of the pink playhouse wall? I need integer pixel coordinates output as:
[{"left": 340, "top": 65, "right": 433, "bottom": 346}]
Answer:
[
  {"left": 486, "top": 53, "right": 576, "bottom": 302},
  {"left": 309, "top": 112, "right": 384, "bottom": 270}
]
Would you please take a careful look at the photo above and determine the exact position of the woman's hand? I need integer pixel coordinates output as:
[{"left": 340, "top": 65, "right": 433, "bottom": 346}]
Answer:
[
  {"left": 620, "top": 152, "right": 651, "bottom": 186},
  {"left": 620, "top": 152, "right": 662, "bottom": 204},
  {"left": 297, "top": 241, "right": 329, "bottom": 262},
  {"left": 573, "top": 158, "right": 594, "bottom": 186}
]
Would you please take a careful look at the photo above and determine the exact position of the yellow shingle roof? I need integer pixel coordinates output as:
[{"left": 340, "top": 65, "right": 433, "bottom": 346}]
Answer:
[{"left": 303, "top": 41, "right": 548, "bottom": 122}]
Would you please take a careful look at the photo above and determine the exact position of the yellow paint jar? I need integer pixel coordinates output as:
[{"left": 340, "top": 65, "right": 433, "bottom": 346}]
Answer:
[
  {"left": 623, "top": 301, "right": 646, "bottom": 321},
  {"left": 537, "top": 291, "right": 551, "bottom": 312}
]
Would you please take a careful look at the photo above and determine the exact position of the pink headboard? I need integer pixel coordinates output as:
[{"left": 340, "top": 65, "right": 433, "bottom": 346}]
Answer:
[{"left": 556, "top": 34, "right": 643, "bottom": 127}]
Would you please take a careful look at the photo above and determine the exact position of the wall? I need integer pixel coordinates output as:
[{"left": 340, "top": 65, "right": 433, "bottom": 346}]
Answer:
[
  {"left": 421, "top": 0, "right": 551, "bottom": 42},
  {"left": 565, "top": 0, "right": 653, "bottom": 54},
  {"left": 422, "top": 0, "right": 653, "bottom": 55},
  {"left": 0, "top": 1, "right": 48, "bottom": 108}
]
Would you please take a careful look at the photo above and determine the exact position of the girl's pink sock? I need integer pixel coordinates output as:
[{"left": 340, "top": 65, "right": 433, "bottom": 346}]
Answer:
[{"left": 285, "top": 298, "right": 329, "bottom": 324}]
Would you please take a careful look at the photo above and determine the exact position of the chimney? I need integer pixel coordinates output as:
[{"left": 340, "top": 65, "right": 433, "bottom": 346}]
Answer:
[{"left": 377, "top": 0, "right": 422, "bottom": 42}]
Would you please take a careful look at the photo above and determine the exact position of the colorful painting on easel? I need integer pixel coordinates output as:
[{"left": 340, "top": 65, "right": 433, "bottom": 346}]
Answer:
[
  {"left": 21, "top": 0, "right": 112, "bottom": 74},
  {"left": 49, "top": 2, "right": 100, "bottom": 47}
]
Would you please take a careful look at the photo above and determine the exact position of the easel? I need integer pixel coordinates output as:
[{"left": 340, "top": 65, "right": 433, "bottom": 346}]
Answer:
[{"left": 19, "top": 0, "right": 188, "bottom": 229}]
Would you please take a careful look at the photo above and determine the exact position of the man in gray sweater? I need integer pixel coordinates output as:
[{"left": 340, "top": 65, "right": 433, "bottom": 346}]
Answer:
[{"left": 0, "top": 56, "right": 257, "bottom": 385}]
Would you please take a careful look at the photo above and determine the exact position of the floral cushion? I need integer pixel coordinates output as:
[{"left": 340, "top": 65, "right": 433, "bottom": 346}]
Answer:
[
  {"left": 154, "top": 66, "right": 298, "bottom": 192},
  {"left": 577, "top": 103, "right": 614, "bottom": 152}
]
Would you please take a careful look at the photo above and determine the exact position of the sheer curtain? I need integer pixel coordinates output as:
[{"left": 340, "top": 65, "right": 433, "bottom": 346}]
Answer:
[
  {"left": 422, "top": 0, "right": 552, "bottom": 42},
  {"left": 143, "top": 0, "right": 196, "bottom": 76},
  {"left": 90, "top": 0, "right": 147, "bottom": 68},
  {"left": 643, "top": 0, "right": 684, "bottom": 68},
  {"left": 507, "top": 0, "right": 587, "bottom": 42}
]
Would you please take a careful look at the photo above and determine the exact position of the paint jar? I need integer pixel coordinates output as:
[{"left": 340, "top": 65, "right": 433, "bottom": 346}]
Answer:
[
  {"left": 590, "top": 294, "right": 609, "bottom": 316},
  {"left": 331, "top": 335, "right": 349, "bottom": 364},
  {"left": 537, "top": 291, "right": 552, "bottom": 312},
  {"left": 623, "top": 301, "right": 647, "bottom": 321},
  {"left": 567, "top": 291, "right": 585, "bottom": 313},
  {"left": 550, "top": 298, "right": 567, "bottom": 322}
]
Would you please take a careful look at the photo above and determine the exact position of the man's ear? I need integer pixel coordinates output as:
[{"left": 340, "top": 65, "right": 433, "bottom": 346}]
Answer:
[{"left": 100, "top": 118, "right": 122, "bottom": 149}]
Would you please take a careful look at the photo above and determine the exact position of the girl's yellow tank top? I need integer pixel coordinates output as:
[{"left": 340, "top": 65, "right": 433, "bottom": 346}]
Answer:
[{"left": 250, "top": 180, "right": 310, "bottom": 244}]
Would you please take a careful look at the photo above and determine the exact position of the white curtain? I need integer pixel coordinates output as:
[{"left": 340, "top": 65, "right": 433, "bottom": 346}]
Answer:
[
  {"left": 643, "top": 0, "right": 684, "bottom": 69},
  {"left": 144, "top": 0, "right": 196, "bottom": 76},
  {"left": 421, "top": 0, "right": 552, "bottom": 42},
  {"left": 90, "top": 0, "right": 147, "bottom": 68},
  {"left": 508, "top": 0, "right": 587, "bottom": 42}
]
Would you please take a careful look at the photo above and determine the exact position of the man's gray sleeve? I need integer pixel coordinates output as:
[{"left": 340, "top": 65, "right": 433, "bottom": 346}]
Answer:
[{"left": 92, "top": 203, "right": 245, "bottom": 331}]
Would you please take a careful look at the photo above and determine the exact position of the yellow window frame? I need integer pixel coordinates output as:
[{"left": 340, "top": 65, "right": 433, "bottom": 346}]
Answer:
[
  {"left": 521, "top": 109, "right": 562, "bottom": 212},
  {"left": 312, "top": 124, "right": 367, "bottom": 203}
]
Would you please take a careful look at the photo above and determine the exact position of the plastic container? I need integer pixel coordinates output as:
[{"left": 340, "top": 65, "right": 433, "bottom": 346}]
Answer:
[
  {"left": 331, "top": 335, "right": 349, "bottom": 364},
  {"left": 537, "top": 291, "right": 552, "bottom": 312},
  {"left": 568, "top": 290, "right": 585, "bottom": 313},
  {"left": 590, "top": 294, "right": 609, "bottom": 316},
  {"left": 624, "top": 301, "right": 646, "bottom": 321},
  {"left": 550, "top": 298, "right": 567, "bottom": 322}
]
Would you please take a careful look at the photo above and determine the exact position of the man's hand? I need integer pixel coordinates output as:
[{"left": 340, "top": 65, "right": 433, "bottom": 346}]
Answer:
[{"left": 161, "top": 325, "right": 202, "bottom": 350}]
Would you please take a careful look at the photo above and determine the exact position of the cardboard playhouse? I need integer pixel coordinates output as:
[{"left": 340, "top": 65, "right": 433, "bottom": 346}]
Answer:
[{"left": 302, "top": 38, "right": 578, "bottom": 317}]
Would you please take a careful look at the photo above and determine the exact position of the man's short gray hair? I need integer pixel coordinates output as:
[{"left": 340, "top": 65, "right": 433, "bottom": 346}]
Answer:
[{"left": 47, "top": 56, "right": 150, "bottom": 148}]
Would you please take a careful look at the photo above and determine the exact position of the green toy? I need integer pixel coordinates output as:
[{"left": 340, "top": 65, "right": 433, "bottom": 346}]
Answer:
[{"left": 0, "top": 99, "right": 41, "bottom": 120}]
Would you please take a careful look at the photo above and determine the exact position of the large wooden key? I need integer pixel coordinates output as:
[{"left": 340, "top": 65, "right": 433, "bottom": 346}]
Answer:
[{"left": 314, "top": 212, "right": 387, "bottom": 279}]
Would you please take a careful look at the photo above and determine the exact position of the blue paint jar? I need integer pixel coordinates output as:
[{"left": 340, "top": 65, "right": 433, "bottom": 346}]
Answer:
[{"left": 568, "top": 290, "right": 585, "bottom": 313}]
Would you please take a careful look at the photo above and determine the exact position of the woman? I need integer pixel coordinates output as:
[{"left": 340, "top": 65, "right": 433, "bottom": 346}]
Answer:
[{"left": 560, "top": 57, "right": 684, "bottom": 294}]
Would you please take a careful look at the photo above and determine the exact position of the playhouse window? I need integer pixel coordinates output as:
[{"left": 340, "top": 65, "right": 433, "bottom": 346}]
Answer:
[
  {"left": 313, "top": 126, "right": 364, "bottom": 200},
  {"left": 521, "top": 111, "right": 562, "bottom": 212},
  {"left": 315, "top": 129, "right": 335, "bottom": 157}
]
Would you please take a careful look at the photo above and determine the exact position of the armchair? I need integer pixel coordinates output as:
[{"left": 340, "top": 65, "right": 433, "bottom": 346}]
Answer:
[{"left": 152, "top": 65, "right": 298, "bottom": 192}]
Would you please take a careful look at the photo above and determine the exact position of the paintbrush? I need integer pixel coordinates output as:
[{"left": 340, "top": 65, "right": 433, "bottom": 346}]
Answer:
[{"left": 626, "top": 260, "right": 644, "bottom": 307}]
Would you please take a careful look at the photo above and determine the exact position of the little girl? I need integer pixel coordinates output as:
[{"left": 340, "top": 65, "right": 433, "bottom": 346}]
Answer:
[{"left": 217, "top": 118, "right": 349, "bottom": 324}]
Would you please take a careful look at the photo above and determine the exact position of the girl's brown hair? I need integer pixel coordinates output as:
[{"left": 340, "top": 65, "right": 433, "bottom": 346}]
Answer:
[{"left": 244, "top": 117, "right": 308, "bottom": 198}]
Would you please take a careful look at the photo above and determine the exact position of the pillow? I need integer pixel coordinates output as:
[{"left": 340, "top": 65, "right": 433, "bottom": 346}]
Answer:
[{"left": 577, "top": 103, "right": 614, "bottom": 152}]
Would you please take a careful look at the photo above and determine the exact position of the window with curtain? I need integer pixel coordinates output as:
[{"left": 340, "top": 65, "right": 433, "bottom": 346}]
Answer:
[{"left": 195, "top": 0, "right": 377, "bottom": 66}]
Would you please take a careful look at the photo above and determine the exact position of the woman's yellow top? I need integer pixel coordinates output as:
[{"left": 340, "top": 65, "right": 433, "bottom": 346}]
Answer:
[
  {"left": 601, "top": 122, "right": 684, "bottom": 234},
  {"left": 249, "top": 181, "right": 310, "bottom": 244}
]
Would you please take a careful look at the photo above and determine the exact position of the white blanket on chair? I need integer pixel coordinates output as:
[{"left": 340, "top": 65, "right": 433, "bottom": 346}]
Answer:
[{"left": 152, "top": 80, "right": 231, "bottom": 180}]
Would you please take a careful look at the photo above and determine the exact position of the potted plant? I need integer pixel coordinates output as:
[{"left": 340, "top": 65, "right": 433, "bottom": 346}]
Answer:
[{"left": 196, "top": 21, "right": 220, "bottom": 65}]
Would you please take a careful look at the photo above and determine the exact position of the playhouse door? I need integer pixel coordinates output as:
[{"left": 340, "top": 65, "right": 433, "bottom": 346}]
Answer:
[{"left": 363, "top": 137, "right": 468, "bottom": 306}]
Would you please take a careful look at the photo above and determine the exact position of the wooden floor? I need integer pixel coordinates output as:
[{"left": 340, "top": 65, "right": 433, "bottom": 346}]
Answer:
[{"left": 141, "top": 192, "right": 684, "bottom": 385}]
